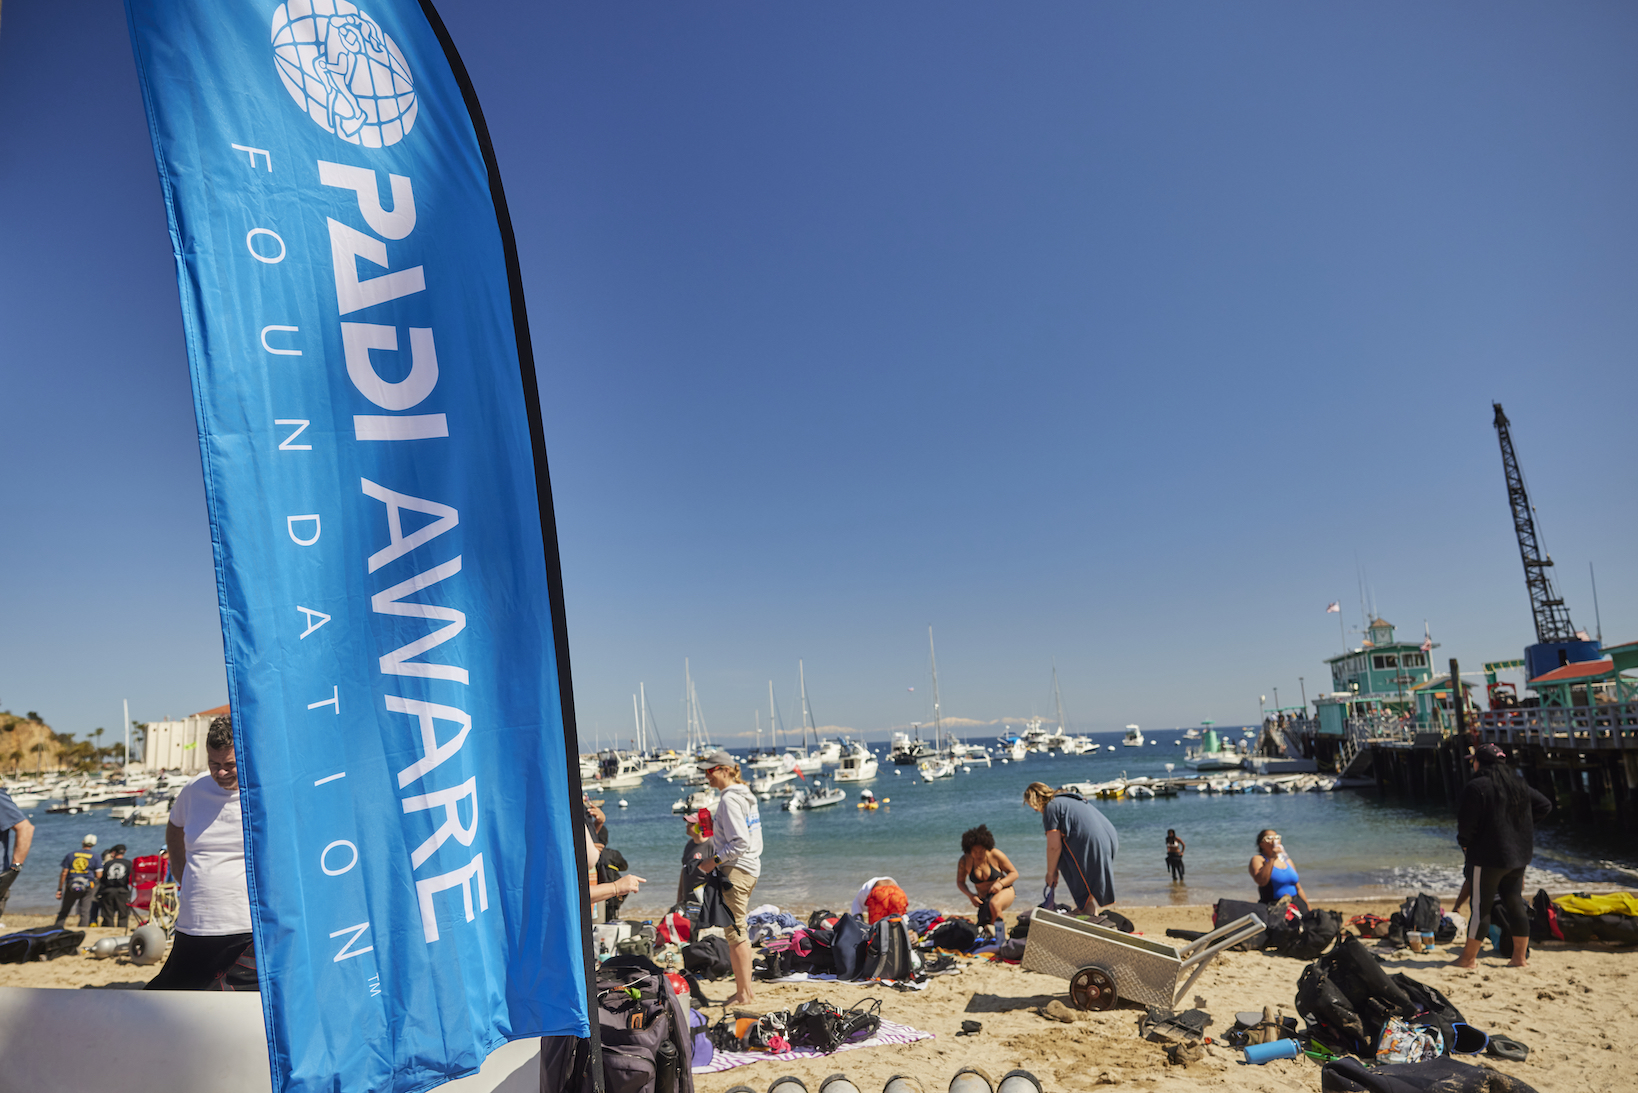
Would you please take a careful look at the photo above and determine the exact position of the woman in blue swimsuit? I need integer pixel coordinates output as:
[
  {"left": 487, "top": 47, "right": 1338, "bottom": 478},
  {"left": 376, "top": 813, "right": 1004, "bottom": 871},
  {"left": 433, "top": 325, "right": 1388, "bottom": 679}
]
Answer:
[{"left": 1249, "top": 828, "right": 1309, "bottom": 910}]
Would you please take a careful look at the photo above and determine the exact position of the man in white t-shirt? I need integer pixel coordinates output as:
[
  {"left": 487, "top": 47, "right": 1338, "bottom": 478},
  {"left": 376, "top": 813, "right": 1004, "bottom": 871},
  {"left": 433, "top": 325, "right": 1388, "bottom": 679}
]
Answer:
[{"left": 144, "top": 714, "right": 257, "bottom": 991}]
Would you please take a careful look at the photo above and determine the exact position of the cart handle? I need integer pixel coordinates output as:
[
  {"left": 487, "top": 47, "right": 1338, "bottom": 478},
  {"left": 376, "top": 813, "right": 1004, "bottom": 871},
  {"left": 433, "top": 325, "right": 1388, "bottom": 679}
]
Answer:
[{"left": 1170, "top": 913, "right": 1264, "bottom": 1006}]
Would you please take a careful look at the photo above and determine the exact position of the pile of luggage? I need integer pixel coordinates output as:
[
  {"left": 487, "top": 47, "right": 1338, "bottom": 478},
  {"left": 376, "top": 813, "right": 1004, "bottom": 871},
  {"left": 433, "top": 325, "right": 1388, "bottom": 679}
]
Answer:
[
  {"left": 743, "top": 910, "right": 924, "bottom": 984},
  {"left": 1212, "top": 897, "right": 1342, "bottom": 960},
  {"left": 1532, "top": 890, "right": 1638, "bottom": 946}
]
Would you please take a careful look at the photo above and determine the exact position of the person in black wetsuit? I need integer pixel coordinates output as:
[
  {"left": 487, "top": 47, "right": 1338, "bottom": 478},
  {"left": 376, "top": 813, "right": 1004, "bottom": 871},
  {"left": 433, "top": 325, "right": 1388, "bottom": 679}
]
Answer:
[
  {"left": 1455, "top": 743, "right": 1552, "bottom": 968},
  {"left": 1165, "top": 829, "right": 1185, "bottom": 882},
  {"left": 96, "top": 844, "right": 134, "bottom": 928},
  {"left": 956, "top": 824, "right": 1018, "bottom": 937}
]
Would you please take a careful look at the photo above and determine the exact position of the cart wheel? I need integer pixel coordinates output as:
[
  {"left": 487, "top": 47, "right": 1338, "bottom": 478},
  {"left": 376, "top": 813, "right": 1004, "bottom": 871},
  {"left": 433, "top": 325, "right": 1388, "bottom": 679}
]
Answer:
[{"left": 1069, "top": 965, "right": 1118, "bottom": 1011}]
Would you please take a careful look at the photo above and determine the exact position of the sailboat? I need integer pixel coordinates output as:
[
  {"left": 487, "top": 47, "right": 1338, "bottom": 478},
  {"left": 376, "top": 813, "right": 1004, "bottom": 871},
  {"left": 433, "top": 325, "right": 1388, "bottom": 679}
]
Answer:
[
  {"left": 661, "top": 660, "right": 714, "bottom": 782},
  {"left": 1050, "top": 664, "right": 1096, "bottom": 753},
  {"left": 918, "top": 627, "right": 957, "bottom": 780},
  {"left": 747, "top": 684, "right": 789, "bottom": 773}
]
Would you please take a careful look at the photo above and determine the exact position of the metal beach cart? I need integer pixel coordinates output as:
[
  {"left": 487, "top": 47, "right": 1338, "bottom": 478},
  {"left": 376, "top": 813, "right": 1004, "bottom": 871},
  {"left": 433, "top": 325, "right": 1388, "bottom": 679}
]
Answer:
[{"left": 1022, "top": 908, "right": 1265, "bottom": 1011}]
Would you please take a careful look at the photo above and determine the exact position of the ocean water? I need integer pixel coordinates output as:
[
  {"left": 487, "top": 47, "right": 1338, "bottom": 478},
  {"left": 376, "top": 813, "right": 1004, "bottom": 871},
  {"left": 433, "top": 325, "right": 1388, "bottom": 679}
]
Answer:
[
  {"left": 8, "top": 730, "right": 1636, "bottom": 918},
  {"left": 599, "top": 730, "right": 1638, "bottom": 916}
]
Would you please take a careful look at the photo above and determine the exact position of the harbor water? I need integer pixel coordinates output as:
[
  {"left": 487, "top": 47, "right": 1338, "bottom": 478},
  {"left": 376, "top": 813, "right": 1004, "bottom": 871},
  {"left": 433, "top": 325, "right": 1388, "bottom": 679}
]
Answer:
[
  {"left": 600, "top": 730, "right": 1638, "bottom": 916},
  {"left": 7, "top": 729, "right": 1636, "bottom": 918}
]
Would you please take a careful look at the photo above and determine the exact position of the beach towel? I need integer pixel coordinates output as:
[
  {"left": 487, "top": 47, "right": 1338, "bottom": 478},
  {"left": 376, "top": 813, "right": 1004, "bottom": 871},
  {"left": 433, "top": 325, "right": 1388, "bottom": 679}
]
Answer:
[{"left": 692, "top": 1018, "right": 933, "bottom": 1073}]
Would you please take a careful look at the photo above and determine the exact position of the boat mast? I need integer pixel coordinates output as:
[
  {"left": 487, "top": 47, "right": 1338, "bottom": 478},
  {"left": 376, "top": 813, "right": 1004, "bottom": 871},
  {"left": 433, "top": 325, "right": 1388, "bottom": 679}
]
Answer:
[
  {"left": 640, "top": 682, "right": 663, "bottom": 753},
  {"left": 1052, "top": 662, "right": 1068, "bottom": 738},
  {"left": 798, "top": 659, "right": 812, "bottom": 755},
  {"left": 633, "top": 692, "right": 642, "bottom": 753},
  {"left": 684, "top": 659, "right": 695, "bottom": 753},
  {"left": 928, "top": 626, "right": 942, "bottom": 753},
  {"left": 768, "top": 680, "right": 780, "bottom": 752}
]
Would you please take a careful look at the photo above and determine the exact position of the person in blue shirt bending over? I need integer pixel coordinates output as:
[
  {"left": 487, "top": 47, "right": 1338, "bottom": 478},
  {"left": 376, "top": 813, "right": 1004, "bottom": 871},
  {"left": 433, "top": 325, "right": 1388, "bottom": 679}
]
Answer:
[{"left": 1249, "top": 828, "right": 1309, "bottom": 911}]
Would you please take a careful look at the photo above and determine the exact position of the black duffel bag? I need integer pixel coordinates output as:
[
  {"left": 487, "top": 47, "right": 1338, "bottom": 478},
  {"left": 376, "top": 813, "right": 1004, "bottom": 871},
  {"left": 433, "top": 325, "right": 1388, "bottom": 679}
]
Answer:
[{"left": 682, "top": 935, "right": 731, "bottom": 980}]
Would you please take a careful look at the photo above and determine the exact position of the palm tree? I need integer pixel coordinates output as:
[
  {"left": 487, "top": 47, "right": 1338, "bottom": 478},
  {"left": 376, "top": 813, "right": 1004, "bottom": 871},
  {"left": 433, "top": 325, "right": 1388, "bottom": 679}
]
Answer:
[
  {"left": 8, "top": 749, "right": 21, "bottom": 776},
  {"left": 32, "top": 741, "right": 46, "bottom": 774}
]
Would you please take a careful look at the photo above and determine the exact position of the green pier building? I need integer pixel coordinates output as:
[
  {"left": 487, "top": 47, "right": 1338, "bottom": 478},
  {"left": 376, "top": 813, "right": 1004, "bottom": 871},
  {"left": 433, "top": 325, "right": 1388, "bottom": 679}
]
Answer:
[{"left": 1314, "top": 618, "right": 1435, "bottom": 737}]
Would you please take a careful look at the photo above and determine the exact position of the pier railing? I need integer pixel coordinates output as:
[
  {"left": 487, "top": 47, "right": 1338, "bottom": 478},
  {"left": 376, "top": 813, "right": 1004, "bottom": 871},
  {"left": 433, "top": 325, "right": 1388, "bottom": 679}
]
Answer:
[
  {"left": 1338, "top": 713, "right": 1414, "bottom": 775},
  {"left": 1476, "top": 703, "right": 1638, "bottom": 751}
]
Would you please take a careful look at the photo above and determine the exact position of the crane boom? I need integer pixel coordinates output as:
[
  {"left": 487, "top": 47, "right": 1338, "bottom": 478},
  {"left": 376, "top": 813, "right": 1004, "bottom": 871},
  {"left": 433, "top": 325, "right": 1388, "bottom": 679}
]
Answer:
[{"left": 1492, "top": 402, "right": 1577, "bottom": 643}]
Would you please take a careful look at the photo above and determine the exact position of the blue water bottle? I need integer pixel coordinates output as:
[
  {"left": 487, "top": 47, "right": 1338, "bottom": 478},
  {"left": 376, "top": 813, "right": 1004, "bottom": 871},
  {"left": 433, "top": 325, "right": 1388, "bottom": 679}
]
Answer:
[{"left": 1244, "top": 1038, "right": 1302, "bottom": 1064}]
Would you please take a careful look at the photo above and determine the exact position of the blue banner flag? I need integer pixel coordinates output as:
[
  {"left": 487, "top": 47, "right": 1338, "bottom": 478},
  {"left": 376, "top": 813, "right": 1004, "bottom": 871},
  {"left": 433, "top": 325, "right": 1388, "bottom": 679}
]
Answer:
[{"left": 124, "top": 2, "right": 589, "bottom": 1089}]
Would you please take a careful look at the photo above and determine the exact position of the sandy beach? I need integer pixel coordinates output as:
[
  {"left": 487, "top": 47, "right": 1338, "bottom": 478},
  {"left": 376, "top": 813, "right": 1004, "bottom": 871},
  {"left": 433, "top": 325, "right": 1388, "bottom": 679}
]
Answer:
[{"left": 5, "top": 899, "right": 1631, "bottom": 1091}]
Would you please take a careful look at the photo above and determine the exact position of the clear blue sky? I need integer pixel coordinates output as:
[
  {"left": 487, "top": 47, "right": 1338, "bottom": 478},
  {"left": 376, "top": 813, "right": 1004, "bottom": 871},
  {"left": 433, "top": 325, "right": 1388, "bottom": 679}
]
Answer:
[{"left": 3, "top": 2, "right": 1635, "bottom": 748}]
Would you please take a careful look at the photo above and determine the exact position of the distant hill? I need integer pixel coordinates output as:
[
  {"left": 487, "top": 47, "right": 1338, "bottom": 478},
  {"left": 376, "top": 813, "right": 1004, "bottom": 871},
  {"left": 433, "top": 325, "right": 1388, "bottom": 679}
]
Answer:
[{"left": 0, "top": 713, "right": 75, "bottom": 775}]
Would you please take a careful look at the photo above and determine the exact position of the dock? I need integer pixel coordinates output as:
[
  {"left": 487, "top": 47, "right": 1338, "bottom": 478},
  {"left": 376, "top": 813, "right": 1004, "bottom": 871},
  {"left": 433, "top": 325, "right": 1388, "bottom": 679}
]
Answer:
[{"left": 1343, "top": 702, "right": 1638, "bottom": 834}]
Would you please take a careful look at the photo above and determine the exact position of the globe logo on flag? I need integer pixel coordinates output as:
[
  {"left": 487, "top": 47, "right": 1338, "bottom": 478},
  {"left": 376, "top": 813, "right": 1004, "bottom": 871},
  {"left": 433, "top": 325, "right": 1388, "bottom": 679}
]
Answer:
[{"left": 271, "top": 0, "right": 417, "bottom": 148}]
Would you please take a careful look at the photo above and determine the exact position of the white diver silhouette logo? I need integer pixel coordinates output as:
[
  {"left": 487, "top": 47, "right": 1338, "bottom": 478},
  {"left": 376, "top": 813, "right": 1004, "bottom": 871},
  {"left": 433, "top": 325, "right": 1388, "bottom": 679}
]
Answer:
[{"left": 272, "top": 1, "right": 418, "bottom": 149}]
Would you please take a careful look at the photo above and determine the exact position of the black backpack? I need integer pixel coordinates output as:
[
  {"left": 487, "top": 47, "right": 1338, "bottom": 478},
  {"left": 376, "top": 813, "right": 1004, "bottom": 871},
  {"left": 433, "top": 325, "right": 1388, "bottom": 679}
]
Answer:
[
  {"left": 928, "top": 919, "right": 979, "bottom": 952},
  {"left": 596, "top": 956, "right": 695, "bottom": 1093},
  {"left": 828, "top": 912, "right": 868, "bottom": 980},
  {"left": 1269, "top": 909, "right": 1342, "bottom": 960},
  {"left": 856, "top": 915, "right": 923, "bottom": 982},
  {"left": 1399, "top": 893, "right": 1441, "bottom": 935},
  {"left": 682, "top": 935, "right": 731, "bottom": 980},
  {"left": 1296, "top": 934, "right": 1461, "bottom": 1057}
]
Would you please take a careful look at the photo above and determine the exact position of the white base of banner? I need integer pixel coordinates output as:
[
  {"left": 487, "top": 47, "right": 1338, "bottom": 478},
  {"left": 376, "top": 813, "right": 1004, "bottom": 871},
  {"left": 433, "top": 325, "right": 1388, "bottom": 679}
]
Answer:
[{"left": 0, "top": 987, "right": 541, "bottom": 1092}]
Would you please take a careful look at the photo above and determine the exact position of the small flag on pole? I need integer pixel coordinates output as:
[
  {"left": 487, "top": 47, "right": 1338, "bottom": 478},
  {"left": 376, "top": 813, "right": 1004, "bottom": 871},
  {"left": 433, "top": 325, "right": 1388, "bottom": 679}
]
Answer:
[
  {"left": 1421, "top": 622, "right": 1433, "bottom": 652},
  {"left": 1326, "top": 602, "right": 1341, "bottom": 614}
]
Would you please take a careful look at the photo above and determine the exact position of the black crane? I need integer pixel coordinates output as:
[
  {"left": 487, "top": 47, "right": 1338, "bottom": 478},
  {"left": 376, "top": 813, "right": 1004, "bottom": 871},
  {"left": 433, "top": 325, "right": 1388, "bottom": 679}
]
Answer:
[
  {"left": 1493, "top": 402, "right": 1577, "bottom": 643},
  {"left": 1493, "top": 402, "right": 1599, "bottom": 680}
]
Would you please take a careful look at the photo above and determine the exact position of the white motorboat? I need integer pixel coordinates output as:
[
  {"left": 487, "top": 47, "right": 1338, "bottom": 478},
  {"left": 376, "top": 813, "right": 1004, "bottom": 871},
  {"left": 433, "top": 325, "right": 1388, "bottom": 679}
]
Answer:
[
  {"left": 1122, "top": 724, "right": 1145, "bottom": 747},
  {"left": 1127, "top": 783, "right": 1156, "bottom": 799},
  {"left": 833, "top": 740, "right": 878, "bottom": 782},
  {"left": 751, "top": 768, "right": 799, "bottom": 795},
  {"left": 786, "top": 784, "right": 846, "bottom": 811},
  {"left": 994, "top": 733, "right": 1028, "bottom": 762},
  {"left": 811, "top": 739, "right": 843, "bottom": 766},
  {"left": 119, "top": 801, "right": 173, "bottom": 826},
  {"left": 671, "top": 788, "right": 718, "bottom": 815},
  {"left": 594, "top": 750, "right": 647, "bottom": 789},
  {"left": 917, "top": 757, "right": 955, "bottom": 781},
  {"left": 890, "top": 730, "right": 929, "bottom": 765}
]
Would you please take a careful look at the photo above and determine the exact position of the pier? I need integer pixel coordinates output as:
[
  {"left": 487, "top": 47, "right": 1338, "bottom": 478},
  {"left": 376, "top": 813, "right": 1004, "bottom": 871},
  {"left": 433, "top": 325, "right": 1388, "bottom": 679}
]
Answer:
[{"left": 1339, "top": 701, "right": 1638, "bottom": 834}]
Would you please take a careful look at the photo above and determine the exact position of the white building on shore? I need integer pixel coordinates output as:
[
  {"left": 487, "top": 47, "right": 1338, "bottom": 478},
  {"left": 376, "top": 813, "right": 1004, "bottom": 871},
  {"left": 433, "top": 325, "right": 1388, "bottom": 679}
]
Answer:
[{"left": 139, "top": 705, "right": 229, "bottom": 773}]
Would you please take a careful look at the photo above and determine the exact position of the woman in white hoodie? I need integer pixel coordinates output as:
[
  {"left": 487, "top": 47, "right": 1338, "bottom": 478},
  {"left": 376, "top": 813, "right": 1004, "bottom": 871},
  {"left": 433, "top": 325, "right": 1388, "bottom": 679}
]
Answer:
[{"left": 700, "top": 749, "right": 763, "bottom": 1006}]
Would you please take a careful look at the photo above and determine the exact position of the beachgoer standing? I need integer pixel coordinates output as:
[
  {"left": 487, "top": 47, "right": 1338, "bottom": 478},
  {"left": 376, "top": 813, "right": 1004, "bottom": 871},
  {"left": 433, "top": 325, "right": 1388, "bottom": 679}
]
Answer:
[
  {"left": 0, "top": 787, "right": 34, "bottom": 929},
  {"left": 1249, "top": 829, "right": 1308, "bottom": 909},
  {"left": 700, "top": 749, "right": 763, "bottom": 1007},
  {"left": 97, "top": 844, "right": 134, "bottom": 928},
  {"left": 1165, "top": 829, "right": 1185, "bottom": 882},
  {"left": 956, "top": 824, "right": 1018, "bottom": 937},
  {"left": 1455, "top": 743, "right": 1552, "bottom": 969},
  {"left": 146, "top": 714, "right": 257, "bottom": 991},
  {"left": 677, "top": 809, "right": 713, "bottom": 906},
  {"left": 1022, "top": 782, "right": 1118, "bottom": 914},
  {"left": 54, "top": 834, "right": 100, "bottom": 928}
]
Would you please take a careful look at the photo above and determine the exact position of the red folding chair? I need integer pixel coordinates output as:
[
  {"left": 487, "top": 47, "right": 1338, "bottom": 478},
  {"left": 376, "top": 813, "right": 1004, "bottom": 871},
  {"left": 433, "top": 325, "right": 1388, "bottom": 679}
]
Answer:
[{"left": 128, "top": 853, "right": 178, "bottom": 932}]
